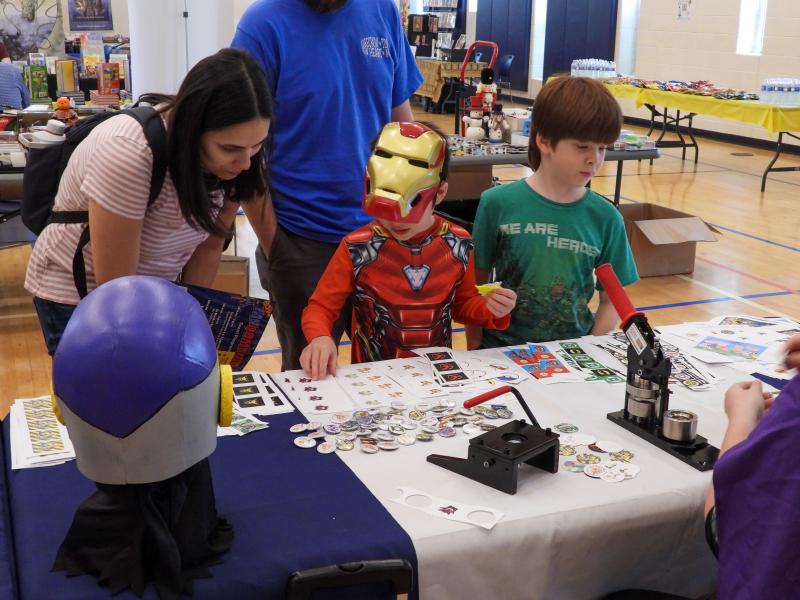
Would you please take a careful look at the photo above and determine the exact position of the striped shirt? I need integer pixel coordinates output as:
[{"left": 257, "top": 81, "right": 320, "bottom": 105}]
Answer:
[{"left": 25, "top": 113, "right": 222, "bottom": 305}]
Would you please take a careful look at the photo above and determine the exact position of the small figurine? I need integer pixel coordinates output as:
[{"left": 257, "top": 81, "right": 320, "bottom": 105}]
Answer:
[
  {"left": 53, "top": 96, "right": 77, "bottom": 126},
  {"left": 488, "top": 104, "right": 511, "bottom": 143},
  {"left": 476, "top": 67, "right": 497, "bottom": 114},
  {"left": 462, "top": 95, "right": 487, "bottom": 140}
]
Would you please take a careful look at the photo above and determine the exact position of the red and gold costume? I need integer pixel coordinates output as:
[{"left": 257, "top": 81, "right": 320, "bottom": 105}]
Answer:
[{"left": 302, "top": 215, "right": 509, "bottom": 362}]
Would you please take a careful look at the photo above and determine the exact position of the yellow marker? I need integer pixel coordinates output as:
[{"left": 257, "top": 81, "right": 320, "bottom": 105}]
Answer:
[{"left": 475, "top": 282, "right": 502, "bottom": 296}]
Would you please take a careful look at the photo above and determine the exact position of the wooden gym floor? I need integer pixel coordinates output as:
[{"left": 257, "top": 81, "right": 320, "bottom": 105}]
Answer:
[{"left": 2, "top": 106, "right": 799, "bottom": 418}]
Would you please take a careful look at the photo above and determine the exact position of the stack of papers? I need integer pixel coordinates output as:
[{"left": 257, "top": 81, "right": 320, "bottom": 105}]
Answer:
[
  {"left": 658, "top": 315, "right": 797, "bottom": 380},
  {"left": 10, "top": 396, "right": 75, "bottom": 469}
]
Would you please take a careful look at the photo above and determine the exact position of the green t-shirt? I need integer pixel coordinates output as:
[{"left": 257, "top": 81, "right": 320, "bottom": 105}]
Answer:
[{"left": 472, "top": 179, "right": 639, "bottom": 346}]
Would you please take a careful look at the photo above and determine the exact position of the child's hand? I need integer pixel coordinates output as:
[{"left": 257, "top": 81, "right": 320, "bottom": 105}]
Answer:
[
  {"left": 785, "top": 334, "right": 800, "bottom": 370},
  {"left": 485, "top": 287, "right": 517, "bottom": 318},
  {"left": 300, "top": 336, "right": 338, "bottom": 380},
  {"left": 724, "top": 380, "right": 773, "bottom": 428}
]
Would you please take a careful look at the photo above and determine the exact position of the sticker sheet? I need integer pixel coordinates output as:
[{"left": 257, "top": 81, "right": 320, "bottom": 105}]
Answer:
[
  {"left": 378, "top": 358, "right": 450, "bottom": 398},
  {"left": 277, "top": 372, "right": 356, "bottom": 414},
  {"left": 231, "top": 372, "right": 295, "bottom": 416},
  {"left": 502, "top": 342, "right": 623, "bottom": 384},
  {"left": 335, "top": 363, "right": 417, "bottom": 407},
  {"left": 502, "top": 344, "right": 583, "bottom": 383},
  {"left": 9, "top": 396, "right": 75, "bottom": 469}
]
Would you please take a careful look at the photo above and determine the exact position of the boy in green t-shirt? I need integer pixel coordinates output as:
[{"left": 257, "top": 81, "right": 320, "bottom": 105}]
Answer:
[{"left": 469, "top": 76, "right": 639, "bottom": 348}]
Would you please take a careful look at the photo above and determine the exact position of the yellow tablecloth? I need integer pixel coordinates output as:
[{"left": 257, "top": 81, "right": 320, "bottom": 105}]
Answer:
[
  {"left": 605, "top": 83, "right": 800, "bottom": 135},
  {"left": 415, "top": 58, "right": 486, "bottom": 103}
]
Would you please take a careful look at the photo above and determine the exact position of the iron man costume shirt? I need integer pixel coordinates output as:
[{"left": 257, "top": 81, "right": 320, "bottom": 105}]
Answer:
[{"left": 303, "top": 216, "right": 510, "bottom": 362}]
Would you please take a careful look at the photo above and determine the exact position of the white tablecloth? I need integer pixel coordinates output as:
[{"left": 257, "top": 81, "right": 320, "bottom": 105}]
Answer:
[{"left": 286, "top": 349, "right": 735, "bottom": 599}]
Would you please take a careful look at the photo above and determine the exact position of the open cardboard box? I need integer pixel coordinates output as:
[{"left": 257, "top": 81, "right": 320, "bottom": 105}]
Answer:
[
  {"left": 211, "top": 255, "right": 250, "bottom": 296},
  {"left": 618, "top": 204, "right": 719, "bottom": 277}
]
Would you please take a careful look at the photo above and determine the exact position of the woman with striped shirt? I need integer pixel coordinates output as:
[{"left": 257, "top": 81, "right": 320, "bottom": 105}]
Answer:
[{"left": 25, "top": 48, "right": 275, "bottom": 355}]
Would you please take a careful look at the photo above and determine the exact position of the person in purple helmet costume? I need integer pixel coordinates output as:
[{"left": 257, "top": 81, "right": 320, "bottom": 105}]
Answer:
[
  {"left": 705, "top": 334, "right": 800, "bottom": 597},
  {"left": 50, "top": 276, "right": 235, "bottom": 599}
]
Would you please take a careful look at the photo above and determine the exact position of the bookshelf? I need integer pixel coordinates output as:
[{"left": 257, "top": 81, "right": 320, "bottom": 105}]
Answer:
[{"left": 422, "top": 0, "right": 466, "bottom": 54}]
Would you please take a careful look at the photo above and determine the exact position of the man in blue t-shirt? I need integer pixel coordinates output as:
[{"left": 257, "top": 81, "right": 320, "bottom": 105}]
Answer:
[{"left": 232, "top": 0, "right": 422, "bottom": 370}]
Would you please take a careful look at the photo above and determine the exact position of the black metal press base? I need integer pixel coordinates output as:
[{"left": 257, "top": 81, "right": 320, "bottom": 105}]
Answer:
[
  {"left": 427, "top": 420, "right": 560, "bottom": 494},
  {"left": 607, "top": 410, "right": 719, "bottom": 471}
]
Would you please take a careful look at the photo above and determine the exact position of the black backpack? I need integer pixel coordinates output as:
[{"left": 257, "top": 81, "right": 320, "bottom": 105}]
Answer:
[{"left": 21, "top": 106, "right": 168, "bottom": 298}]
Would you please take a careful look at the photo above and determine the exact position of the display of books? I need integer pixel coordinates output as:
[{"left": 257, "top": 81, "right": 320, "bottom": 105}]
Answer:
[
  {"left": 56, "top": 60, "right": 79, "bottom": 93},
  {"left": 97, "top": 62, "right": 120, "bottom": 95}
]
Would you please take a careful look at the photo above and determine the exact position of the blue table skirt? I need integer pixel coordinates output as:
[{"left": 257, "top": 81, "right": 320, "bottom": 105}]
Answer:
[
  {"left": 2, "top": 413, "right": 418, "bottom": 599},
  {"left": 0, "top": 417, "right": 19, "bottom": 600}
]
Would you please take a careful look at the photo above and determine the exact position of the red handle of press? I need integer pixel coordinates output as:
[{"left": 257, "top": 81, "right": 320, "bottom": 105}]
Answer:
[
  {"left": 463, "top": 385, "right": 513, "bottom": 408},
  {"left": 595, "top": 263, "right": 642, "bottom": 328}
]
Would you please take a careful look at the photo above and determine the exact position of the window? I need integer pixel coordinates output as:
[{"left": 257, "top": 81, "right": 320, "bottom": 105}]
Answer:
[
  {"left": 736, "top": 0, "right": 768, "bottom": 56},
  {"left": 531, "top": 0, "right": 547, "bottom": 80},
  {"left": 468, "top": 0, "right": 477, "bottom": 11},
  {"left": 617, "top": 0, "right": 640, "bottom": 76}
]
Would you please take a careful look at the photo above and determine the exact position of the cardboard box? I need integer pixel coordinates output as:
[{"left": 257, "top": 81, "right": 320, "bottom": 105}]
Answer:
[
  {"left": 212, "top": 255, "right": 250, "bottom": 296},
  {"left": 618, "top": 204, "right": 718, "bottom": 277}
]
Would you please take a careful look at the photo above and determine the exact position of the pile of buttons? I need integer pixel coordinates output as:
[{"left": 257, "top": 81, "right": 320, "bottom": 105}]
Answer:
[
  {"left": 289, "top": 399, "right": 514, "bottom": 455},
  {"left": 553, "top": 422, "right": 640, "bottom": 483}
]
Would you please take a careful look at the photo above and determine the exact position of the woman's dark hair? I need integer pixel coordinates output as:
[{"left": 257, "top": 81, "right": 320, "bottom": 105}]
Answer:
[{"left": 141, "top": 48, "right": 274, "bottom": 236}]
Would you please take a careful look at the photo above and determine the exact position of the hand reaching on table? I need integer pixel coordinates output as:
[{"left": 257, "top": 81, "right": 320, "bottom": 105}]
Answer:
[{"left": 300, "top": 336, "right": 338, "bottom": 380}]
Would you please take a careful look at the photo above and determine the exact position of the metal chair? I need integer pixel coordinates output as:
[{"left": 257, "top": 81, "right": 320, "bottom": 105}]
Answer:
[{"left": 495, "top": 54, "right": 515, "bottom": 102}]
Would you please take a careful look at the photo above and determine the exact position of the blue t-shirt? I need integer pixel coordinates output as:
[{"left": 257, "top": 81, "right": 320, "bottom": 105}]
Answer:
[
  {"left": 0, "top": 63, "right": 30, "bottom": 109},
  {"left": 231, "top": 0, "right": 423, "bottom": 243}
]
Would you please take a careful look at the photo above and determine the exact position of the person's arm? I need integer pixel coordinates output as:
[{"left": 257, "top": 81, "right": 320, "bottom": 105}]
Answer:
[
  {"left": 465, "top": 267, "right": 490, "bottom": 349},
  {"left": 704, "top": 380, "right": 774, "bottom": 516},
  {"left": 88, "top": 200, "right": 143, "bottom": 285},
  {"left": 299, "top": 241, "right": 356, "bottom": 379},
  {"left": 18, "top": 73, "right": 30, "bottom": 108},
  {"left": 180, "top": 198, "right": 239, "bottom": 287},
  {"left": 240, "top": 192, "right": 278, "bottom": 258},
  {"left": 590, "top": 291, "right": 619, "bottom": 335},
  {"left": 391, "top": 100, "right": 414, "bottom": 122}
]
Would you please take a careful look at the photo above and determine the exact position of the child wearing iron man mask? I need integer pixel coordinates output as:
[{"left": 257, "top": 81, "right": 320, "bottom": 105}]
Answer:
[{"left": 300, "top": 122, "right": 517, "bottom": 379}]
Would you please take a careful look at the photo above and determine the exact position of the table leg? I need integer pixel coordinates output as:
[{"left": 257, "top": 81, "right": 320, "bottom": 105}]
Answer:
[
  {"left": 614, "top": 161, "right": 624, "bottom": 207},
  {"left": 686, "top": 113, "right": 699, "bottom": 163},
  {"left": 760, "top": 132, "right": 800, "bottom": 192}
]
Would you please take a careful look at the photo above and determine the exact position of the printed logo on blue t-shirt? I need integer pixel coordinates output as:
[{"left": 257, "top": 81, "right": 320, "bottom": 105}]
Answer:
[{"left": 361, "top": 36, "right": 391, "bottom": 58}]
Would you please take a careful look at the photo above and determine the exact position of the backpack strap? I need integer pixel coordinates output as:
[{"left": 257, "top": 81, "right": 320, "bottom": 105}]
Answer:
[
  {"left": 125, "top": 106, "right": 168, "bottom": 206},
  {"left": 63, "top": 107, "right": 169, "bottom": 298}
]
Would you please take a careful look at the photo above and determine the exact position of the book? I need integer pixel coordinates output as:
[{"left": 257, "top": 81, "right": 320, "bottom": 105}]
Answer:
[
  {"left": 97, "top": 62, "right": 120, "bottom": 95},
  {"left": 80, "top": 33, "right": 104, "bottom": 76},
  {"left": 27, "top": 65, "right": 50, "bottom": 102},
  {"left": 28, "top": 53, "right": 45, "bottom": 66},
  {"left": 108, "top": 53, "right": 127, "bottom": 78},
  {"left": 56, "top": 60, "right": 79, "bottom": 93},
  {"left": 45, "top": 56, "right": 58, "bottom": 75}
]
